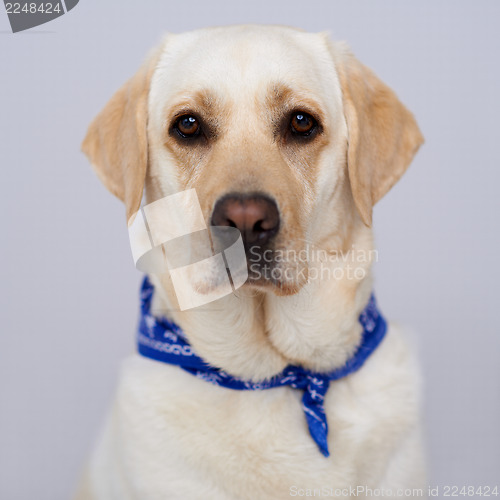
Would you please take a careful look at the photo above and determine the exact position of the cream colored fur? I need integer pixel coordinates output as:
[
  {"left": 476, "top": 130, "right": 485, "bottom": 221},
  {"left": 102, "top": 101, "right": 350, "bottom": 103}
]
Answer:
[{"left": 76, "top": 25, "right": 426, "bottom": 500}]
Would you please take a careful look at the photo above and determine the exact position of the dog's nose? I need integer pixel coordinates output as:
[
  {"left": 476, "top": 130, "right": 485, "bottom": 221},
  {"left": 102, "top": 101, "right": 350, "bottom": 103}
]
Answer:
[{"left": 211, "top": 194, "right": 280, "bottom": 246}]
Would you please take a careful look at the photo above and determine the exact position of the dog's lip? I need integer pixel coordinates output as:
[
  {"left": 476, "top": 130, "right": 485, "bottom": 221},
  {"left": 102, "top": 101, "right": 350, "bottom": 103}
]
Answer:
[{"left": 243, "top": 275, "right": 302, "bottom": 296}]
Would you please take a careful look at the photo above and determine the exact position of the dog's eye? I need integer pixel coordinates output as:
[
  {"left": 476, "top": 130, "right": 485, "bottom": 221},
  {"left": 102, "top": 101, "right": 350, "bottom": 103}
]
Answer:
[
  {"left": 290, "top": 112, "right": 316, "bottom": 135},
  {"left": 175, "top": 115, "right": 200, "bottom": 137}
]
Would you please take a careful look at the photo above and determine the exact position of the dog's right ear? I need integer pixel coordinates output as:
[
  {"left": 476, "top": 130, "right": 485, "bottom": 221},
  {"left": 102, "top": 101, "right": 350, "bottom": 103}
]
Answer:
[{"left": 82, "top": 45, "right": 163, "bottom": 226}]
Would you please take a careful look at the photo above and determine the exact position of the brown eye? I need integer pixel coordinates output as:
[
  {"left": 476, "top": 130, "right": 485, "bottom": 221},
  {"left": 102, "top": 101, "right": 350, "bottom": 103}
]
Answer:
[
  {"left": 175, "top": 115, "right": 200, "bottom": 137},
  {"left": 290, "top": 112, "right": 316, "bottom": 135}
]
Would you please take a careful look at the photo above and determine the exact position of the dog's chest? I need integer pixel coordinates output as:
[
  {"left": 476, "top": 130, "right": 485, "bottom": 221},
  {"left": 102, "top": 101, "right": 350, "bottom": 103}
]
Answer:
[{"left": 92, "top": 327, "right": 419, "bottom": 499}]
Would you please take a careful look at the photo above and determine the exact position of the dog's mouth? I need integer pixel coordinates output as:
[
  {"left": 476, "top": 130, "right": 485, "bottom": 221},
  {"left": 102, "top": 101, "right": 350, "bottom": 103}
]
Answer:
[
  {"left": 187, "top": 241, "right": 308, "bottom": 298},
  {"left": 243, "top": 245, "right": 308, "bottom": 296},
  {"left": 159, "top": 227, "right": 309, "bottom": 302}
]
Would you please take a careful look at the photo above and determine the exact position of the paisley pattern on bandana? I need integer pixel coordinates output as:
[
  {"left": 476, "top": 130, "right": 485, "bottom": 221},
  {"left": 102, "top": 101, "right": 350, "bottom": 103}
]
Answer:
[{"left": 137, "top": 277, "right": 387, "bottom": 457}]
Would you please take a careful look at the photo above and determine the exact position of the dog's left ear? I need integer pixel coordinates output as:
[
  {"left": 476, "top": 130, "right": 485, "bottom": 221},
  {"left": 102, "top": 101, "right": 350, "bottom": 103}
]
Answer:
[
  {"left": 330, "top": 42, "right": 424, "bottom": 226},
  {"left": 82, "top": 45, "right": 163, "bottom": 226}
]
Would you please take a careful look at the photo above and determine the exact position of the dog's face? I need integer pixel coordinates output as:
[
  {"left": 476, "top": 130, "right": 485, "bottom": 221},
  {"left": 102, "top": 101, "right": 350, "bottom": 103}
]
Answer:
[
  {"left": 83, "top": 25, "right": 423, "bottom": 299},
  {"left": 146, "top": 27, "right": 347, "bottom": 296}
]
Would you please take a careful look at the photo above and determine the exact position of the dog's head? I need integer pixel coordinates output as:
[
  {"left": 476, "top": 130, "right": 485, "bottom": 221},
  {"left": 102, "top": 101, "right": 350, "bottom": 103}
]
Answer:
[{"left": 83, "top": 25, "right": 423, "bottom": 299}]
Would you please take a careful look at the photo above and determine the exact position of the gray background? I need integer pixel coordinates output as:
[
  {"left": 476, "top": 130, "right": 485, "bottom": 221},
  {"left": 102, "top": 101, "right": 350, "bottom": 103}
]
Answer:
[{"left": 1, "top": 1, "right": 499, "bottom": 498}]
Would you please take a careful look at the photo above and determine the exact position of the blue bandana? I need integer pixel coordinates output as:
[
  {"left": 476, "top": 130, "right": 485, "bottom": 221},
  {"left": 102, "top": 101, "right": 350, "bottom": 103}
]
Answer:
[{"left": 137, "top": 276, "right": 387, "bottom": 457}]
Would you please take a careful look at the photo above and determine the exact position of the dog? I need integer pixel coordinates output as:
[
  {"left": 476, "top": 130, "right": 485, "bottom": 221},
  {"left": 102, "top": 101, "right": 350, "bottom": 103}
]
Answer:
[{"left": 76, "top": 25, "right": 425, "bottom": 500}]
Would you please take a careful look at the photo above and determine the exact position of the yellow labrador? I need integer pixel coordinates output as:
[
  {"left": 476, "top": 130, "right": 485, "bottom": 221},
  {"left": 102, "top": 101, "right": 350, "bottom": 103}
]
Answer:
[{"left": 77, "top": 25, "right": 425, "bottom": 500}]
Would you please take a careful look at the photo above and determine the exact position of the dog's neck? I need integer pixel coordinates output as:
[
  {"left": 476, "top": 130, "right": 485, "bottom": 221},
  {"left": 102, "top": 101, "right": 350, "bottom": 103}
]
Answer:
[{"left": 149, "top": 221, "right": 375, "bottom": 381}]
